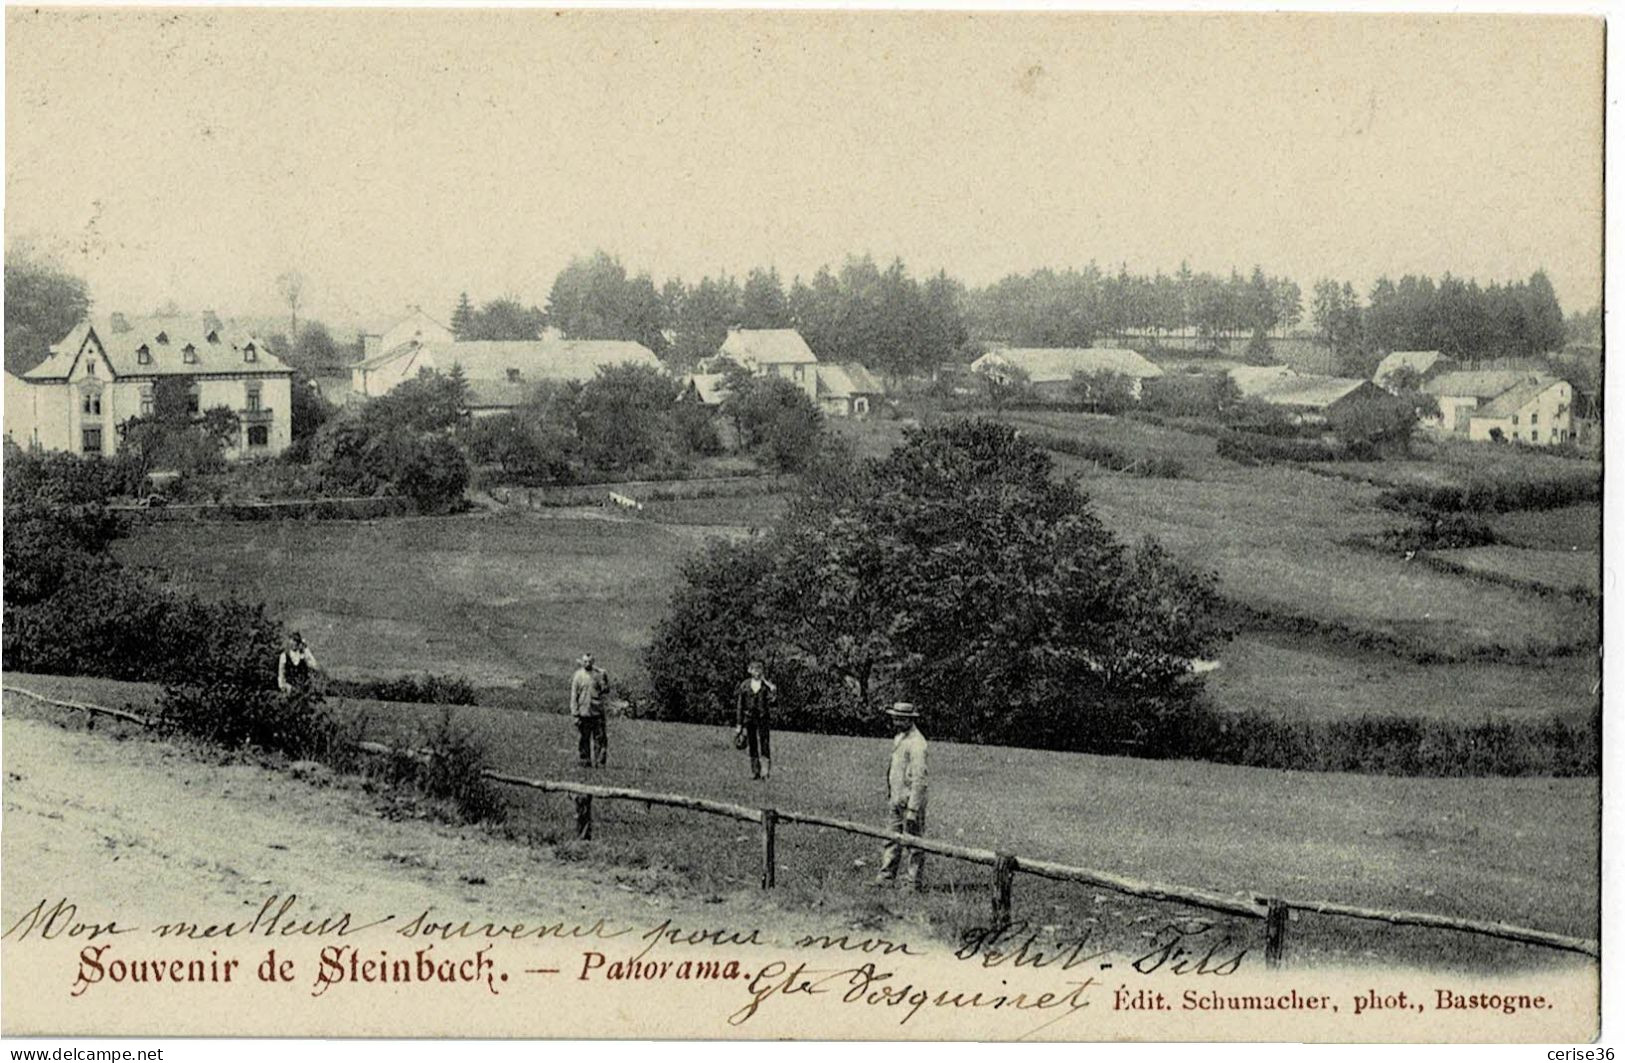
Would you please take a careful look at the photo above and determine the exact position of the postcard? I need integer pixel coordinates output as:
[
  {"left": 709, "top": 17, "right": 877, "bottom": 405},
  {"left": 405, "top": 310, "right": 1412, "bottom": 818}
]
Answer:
[{"left": 1, "top": 6, "right": 1604, "bottom": 1043}]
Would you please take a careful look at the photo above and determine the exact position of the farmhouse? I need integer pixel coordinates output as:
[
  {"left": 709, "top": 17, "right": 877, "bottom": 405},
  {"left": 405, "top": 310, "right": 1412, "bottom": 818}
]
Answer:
[
  {"left": 1465, "top": 376, "right": 1574, "bottom": 446},
  {"left": 970, "top": 347, "right": 1163, "bottom": 400},
  {"left": 1253, "top": 374, "right": 1369, "bottom": 416},
  {"left": 1421, "top": 370, "right": 1547, "bottom": 436},
  {"left": 814, "top": 363, "right": 885, "bottom": 417},
  {"left": 718, "top": 329, "right": 819, "bottom": 399},
  {"left": 1373, "top": 350, "right": 1448, "bottom": 390},
  {"left": 352, "top": 338, "right": 660, "bottom": 413},
  {"left": 359, "top": 306, "right": 455, "bottom": 362},
  {"left": 12, "top": 316, "right": 293, "bottom": 458}
]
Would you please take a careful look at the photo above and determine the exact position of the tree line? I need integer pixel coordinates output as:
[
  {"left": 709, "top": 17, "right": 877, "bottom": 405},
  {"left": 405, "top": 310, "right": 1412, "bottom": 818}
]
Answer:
[{"left": 1310, "top": 270, "right": 1567, "bottom": 377}]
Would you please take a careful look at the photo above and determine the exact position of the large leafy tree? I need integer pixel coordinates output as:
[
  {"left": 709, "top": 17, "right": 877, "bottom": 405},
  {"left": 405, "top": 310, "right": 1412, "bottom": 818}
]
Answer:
[
  {"left": 4, "top": 248, "right": 91, "bottom": 375},
  {"left": 646, "top": 419, "right": 1225, "bottom": 753}
]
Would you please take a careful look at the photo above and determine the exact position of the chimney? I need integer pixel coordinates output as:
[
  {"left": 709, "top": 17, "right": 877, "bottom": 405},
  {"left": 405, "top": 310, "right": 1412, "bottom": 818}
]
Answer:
[
  {"left": 201, "top": 310, "right": 223, "bottom": 333},
  {"left": 363, "top": 334, "right": 382, "bottom": 359},
  {"left": 109, "top": 312, "right": 131, "bottom": 334}
]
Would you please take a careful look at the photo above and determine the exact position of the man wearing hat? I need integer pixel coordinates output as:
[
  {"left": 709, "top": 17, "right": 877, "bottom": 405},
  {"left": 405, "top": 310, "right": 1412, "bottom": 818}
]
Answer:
[
  {"left": 875, "top": 702, "right": 929, "bottom": 889},
  {"left": 570, "top": 653, "right": 611, "bottom": 768},
  {"left": 277, "top": 631, "right": 321, "bottom": 695}
]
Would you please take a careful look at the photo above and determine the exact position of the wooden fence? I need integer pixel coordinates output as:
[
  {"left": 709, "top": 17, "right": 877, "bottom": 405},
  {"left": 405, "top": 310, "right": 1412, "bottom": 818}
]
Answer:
[{"left": 4, "top": 683, "right": 1599, "bottom": 967}]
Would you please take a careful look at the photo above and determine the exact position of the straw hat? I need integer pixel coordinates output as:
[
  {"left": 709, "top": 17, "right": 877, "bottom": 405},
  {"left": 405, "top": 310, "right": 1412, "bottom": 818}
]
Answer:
[{"left": 885, "top": 702, "right": 921, "bottom": 720}]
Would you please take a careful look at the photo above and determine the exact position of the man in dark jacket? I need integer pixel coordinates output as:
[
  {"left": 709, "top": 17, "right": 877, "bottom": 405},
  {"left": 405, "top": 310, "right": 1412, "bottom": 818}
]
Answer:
[{"left": 734, "top": 660, "right": 776, "bottom": 780}]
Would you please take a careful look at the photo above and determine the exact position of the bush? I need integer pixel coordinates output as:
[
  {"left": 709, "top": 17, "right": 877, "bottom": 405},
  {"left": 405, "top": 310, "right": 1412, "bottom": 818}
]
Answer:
[
  {"left": 1215, "top": 432, "right": 1349, "bottom": 464},
  {"left": 370, "top": 709, "right": 506, "bottom": 823},
  {"left": 330, "top": 673, "right": 479, "bottom": 706},
  {"left": 157, "top": 684, "right": 355, "bottom": 765},
  {"left": 1141, "top": 374, "right": 1240, "bottom": 418},
  {"left": 1021, "top": 430, "right": 1185, "bottom": 478},
  {"left": 1380, "top": 512, "right": 1500, "bottom": 552},
  {"left": 1378, "top": 473, "right": 1601, "bottom": 515}
]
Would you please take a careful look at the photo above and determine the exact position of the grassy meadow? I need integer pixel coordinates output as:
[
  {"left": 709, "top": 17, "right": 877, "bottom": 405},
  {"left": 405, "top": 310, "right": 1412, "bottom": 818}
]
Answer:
[{"left": 5, "top": 673, "right": 1599, "bottom": 970}]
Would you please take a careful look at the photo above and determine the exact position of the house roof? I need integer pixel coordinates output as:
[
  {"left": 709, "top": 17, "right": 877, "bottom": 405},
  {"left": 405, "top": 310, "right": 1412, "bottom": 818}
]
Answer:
[
  {"left": 969, "top": 347, "right": 1163, "bottom": 384},
  {"left": 816, "top": 363, "right": 885, "bottom": 400},
  {"left": 26, "top": 316, "right": 290, "bottom": 381},
  {"left": 361, "top": 339, "right": 660, "bottom": 386},
  {"left": 1373, "top": 350, "right": 1445, "bottom": 387},
  {"left": 1228, "top": 364, "right": 1298, "bottom": 397},
  {"left": 1472, "top": 377, "right": 1567, "bottom": 419},
  {"left": 1423, "top": 370, "right": 1542, "bottom": 400},
  {"left": 682, "top": 373, "right": 730, "bottom": 406},
  {"left": 720, "top": 329, "right": 818, "bottom": 366},
  {"left": 1254, "top": 374, "right": 1368, "bottom": 409}
]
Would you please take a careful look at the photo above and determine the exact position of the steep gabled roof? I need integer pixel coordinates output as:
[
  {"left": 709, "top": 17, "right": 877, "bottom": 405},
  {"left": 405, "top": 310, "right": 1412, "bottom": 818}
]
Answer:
[
  {"left": 1423, "top": 370, "right": 1540, "bottom": 400},
  {"left": 1472, "top": 377, "right": 1568, "bottom": 419},
  {"left": 1256, "top": 374, "right": 1368, "bottom": 409},
  {"left": 25, "top": 316, "right": 290, "bottom": 381},
  {"left": 816, "top": 363, "right": 886, "bottom": 399},
  {"left": 1373, "top": 350, "right": 1446, "bottom": 387},
  {"left": 720, "top": 329, "right": 818, "bottom": 366}
]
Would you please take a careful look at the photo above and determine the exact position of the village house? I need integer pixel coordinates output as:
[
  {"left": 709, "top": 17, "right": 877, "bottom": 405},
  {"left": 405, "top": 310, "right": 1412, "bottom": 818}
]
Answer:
[
  {"left": 718, "top": 329, "right": 820, "bottom": 400},
  {"left": 969, "top": 347, "right": 1163, "bottom": 401},
  {"left": 1227, "top": 364, "right": 1300, "bottom": 399},
  {"left": 1420, "top": 370, "right": 1554, "bottom": 438},
  {"left": 351, "top": 336, "right": 661, "bottom": 416},
  {"left": 10, "top": 316, "right": 293, "bottom": 458},
  {"left": 813, "top": 363, "right": 886, "bottom": 418},
  {"left": 1463, "top": 376, "right": 1574, "bottom": 445},
  {"left": 358, "top": 306, "right": 455, "bottom": 362},
  {"left": 1372, "top": 350, "right": 1449, "bottom": 391}
]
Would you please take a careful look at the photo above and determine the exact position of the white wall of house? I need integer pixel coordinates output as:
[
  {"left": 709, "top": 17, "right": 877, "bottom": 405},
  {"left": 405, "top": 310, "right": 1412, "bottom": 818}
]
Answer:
[
  {"left": 763, "top": 361, "right": 818, "bottom": 400},
  {"left": 1427, "top": 395, "right": 1479, "bottom": 434},
  {"left": 1468, "top": 382, "right": 1573, "bottom": 446},
  {"left": 23, "top": 372, "right": 292, "bottom": 459}
]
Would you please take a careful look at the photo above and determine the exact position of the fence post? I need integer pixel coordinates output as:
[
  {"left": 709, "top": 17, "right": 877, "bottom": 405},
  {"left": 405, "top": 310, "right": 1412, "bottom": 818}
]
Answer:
[
  {"left": 573, "top": 794, "right": 593, "bottom": 841},
  {"left": 1264, "top": 899, "right": 1289, "bottom": 969},
  {"left": 991, "top": 852, "right": 1017, "bottom": 929},
  {"left": 760, "top": 808, "right": 778, "bottom": 889}
]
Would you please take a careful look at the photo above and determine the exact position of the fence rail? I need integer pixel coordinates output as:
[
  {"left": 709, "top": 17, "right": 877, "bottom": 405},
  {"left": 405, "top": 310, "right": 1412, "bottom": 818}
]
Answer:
[{"left": 3, "top": 683, "right": 1599, "bottom": 965}]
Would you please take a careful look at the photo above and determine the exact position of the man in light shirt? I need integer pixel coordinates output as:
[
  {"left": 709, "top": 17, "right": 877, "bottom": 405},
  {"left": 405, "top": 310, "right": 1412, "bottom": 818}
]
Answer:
[
  {"left": 875, "top": 701, "right": 928, "bottom": 890},
  {"left": 734, "top": 659, "right": 777, "bottom": 781},
  {"left": 570, "top": 653, "right": 611, "bottom": 768}
]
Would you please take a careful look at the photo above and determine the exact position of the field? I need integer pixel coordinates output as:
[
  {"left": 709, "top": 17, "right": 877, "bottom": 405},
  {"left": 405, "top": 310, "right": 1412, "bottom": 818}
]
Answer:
[
  {"left": 4, "top": 675, "right": 1600, "bottom": 969},
  {"left": 113, "top": 404, "right": 1601, "bottom": 725},
  {"left": 116, "top": 511, "right": 698, "bottom": 691}
]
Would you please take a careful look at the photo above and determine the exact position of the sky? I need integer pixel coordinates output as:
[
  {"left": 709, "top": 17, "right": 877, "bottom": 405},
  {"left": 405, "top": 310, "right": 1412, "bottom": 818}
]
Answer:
[{"left": 4, "top": 9, "right": 1605, "bottom": 334}]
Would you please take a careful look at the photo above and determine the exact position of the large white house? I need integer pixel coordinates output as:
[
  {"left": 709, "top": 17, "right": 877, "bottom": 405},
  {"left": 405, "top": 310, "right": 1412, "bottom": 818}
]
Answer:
[
  {"left": 1420, "top": 370, "right": 1573, "bottom": 444},
  {"left": 359, "top": 306, "right": 455, "bottom": 362},
  {"left": 1465, "top": 377, "right": 1574, "bottom": 445},
  {"left": 351, "top": 336, "right": 661, "bottom": 416},
  {"left": 718, "top": 329, "right": 821, "bottom": 400},
  {"left": 9, "top": 316, "right": 293, "bottom": 458}
]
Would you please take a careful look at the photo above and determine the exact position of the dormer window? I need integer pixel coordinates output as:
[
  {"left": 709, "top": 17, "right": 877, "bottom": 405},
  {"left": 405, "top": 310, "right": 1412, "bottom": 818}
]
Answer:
[
  {"left": 244, "top": 343, "right": 257, "bottom": 363},
  {"left": 206, "top": 330, "right": 220, "bottom": 344},
  {"left": 506, "top": 368, "right": 521, "bottom": 383},
  {"left": 183, "top": 344, "right": 198, "bottom": 365},
  {"left": 136, "top": 344, "right": 152, "bottom": 365},
  {"left": 156, "top": 331, "right": 169, "bottom": 345}
]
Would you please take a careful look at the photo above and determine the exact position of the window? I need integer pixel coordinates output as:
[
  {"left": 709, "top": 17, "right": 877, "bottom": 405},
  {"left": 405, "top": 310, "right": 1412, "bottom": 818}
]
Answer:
[
  {"left": 182, "top": 344, "right": 198, "bottom": 364},
  {"left": 247, "top": 425, "right": 269, "bottom": 447},
  {"left": 140, "top": 387, "right": 154, "bottom": 417},
  {"left": 81, "top": 391, "right": 101, "bottom": 416},
  {"left": 506, "top": 368, "right": 521, "bottom": 383},
  {"left": 85, "top": 358, "right": 97, "bottom": 377},
  {"left": 243, "top": 344, "right": 257, "bottom": 363},
  {"left": 155, "top": 331, "right": 169, "bottom": 345},
  {"left": 1512, "top": 414, "right": 1519, "bottom": 426},
  {"left": 1530, "top": 411, "right": 1538, "bottom": 425},
  {"left": 187, "top": 385, "right": 200, "bottom": 415},
  {"left": 81, "top": 427, "right": 102, "bottom": 454},
  {"left": 136, "top": 344, "right": 152, "bottom": 365},
  {"left": 245, "top": 383, "right": 262, "bottom": 412},
  {"left": 206, "top": 330, "right": 220, "bottom": 344}
]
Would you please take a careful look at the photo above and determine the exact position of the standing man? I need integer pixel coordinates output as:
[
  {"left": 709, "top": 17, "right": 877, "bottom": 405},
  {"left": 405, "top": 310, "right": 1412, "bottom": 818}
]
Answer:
[
  {"left": 875, "top": 702, "right": 929, "bottom": 890},
  {"left": 570, "top": 653, "right": 611, "bottom": 768},
  {"left": 734, "top": 659, "right": 777, "bottom": 781},
  {"left": 277, "top": 631, "right": 320, "bottom": 695}
]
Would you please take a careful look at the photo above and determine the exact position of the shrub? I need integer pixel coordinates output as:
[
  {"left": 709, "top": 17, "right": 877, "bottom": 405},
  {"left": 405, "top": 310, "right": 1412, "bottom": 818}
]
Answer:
[
  {"left": 1141, "top": 374, "right": 1240, "bottom": 418},
  {"left": 1380, "top": 512, "right": 1500, "bottom": 552},
  {"left": 1378, "top": 473, "right": 1601, "bottom": 515},
  {"left": 1215, "top": 432, "right": 1349, "bottom": 464},
  {"left": 371, "top": 709, "right": 506, "bottom": 823},
  {"left": 156, "top": 684, "right": 354, "bottom": 764},
  {"left": 330, "top": 673, "right": 480, "bottom": 706}
]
